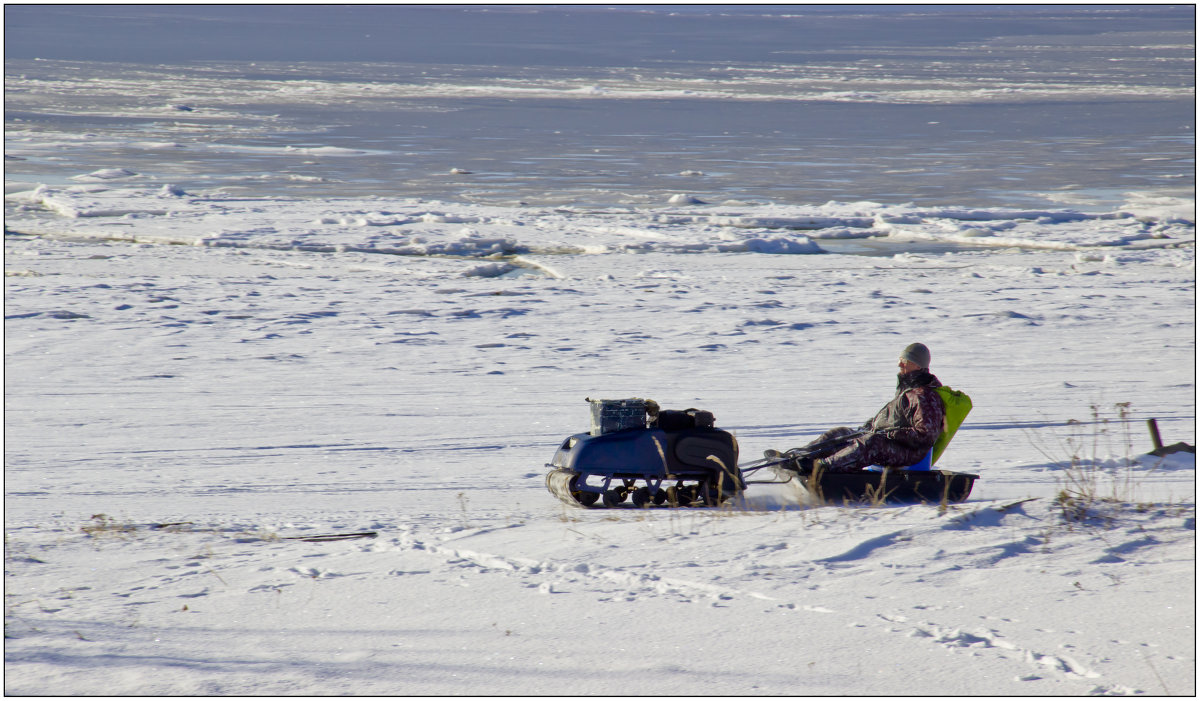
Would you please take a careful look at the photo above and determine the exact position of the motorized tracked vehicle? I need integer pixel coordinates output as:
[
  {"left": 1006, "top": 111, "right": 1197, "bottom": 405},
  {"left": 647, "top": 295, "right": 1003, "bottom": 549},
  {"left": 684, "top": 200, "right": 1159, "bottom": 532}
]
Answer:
[
  {"left": 546, "top": 399, "right": 743, "bottom": 508},
  {"left": 544, "top": 398, "right": 979, "bottom": 508}
]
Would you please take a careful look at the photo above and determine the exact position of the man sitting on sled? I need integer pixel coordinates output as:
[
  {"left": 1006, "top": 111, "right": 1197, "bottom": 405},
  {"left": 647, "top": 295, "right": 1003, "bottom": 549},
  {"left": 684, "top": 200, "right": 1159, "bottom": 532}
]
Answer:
[{"left": 792, "top": 343, "right": 946, "bottom": 474}]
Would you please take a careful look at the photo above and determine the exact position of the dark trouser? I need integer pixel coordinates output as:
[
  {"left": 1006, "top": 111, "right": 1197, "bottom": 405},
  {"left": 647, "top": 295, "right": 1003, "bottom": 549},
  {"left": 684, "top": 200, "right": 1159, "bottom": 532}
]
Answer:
[{"left": 804, "top": 427, "right": 930, "bottom": 473}]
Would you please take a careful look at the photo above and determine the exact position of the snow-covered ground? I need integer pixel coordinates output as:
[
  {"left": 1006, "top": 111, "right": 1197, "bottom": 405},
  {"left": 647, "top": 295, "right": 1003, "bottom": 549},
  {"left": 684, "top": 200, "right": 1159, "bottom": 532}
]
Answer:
[
  {"left": 5, "top": 189, "right": 1195, "bottom": 695},
  {"left": 4, "top": 5, "right": 1195, "bottom": 697}
]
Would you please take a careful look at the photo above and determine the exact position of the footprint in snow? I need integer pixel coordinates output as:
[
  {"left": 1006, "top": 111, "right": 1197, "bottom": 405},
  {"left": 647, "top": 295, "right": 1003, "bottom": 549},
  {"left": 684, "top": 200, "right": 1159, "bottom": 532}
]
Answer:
[
  {"left": 249, "top": 583, "right": 293, "bottom": 592},
  {"left": 290, "top": 567, "right": 329, "bottom": 579}
]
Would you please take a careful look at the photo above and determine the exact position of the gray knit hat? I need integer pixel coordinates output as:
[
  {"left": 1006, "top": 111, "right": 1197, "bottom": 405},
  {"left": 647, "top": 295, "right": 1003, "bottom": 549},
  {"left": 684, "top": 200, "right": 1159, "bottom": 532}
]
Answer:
[{"left": 900, "top": 343, "right": 931, "bottom": 368}]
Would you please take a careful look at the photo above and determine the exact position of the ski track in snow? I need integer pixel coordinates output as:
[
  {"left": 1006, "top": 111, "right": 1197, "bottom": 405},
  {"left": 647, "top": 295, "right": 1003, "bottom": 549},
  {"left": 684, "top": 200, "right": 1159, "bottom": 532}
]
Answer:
[
  {"left": 7, "top": 495, "right": 1191, "bottom": 696},
  {"left": 399, "top": 501, "right": 1184, "bottom": 696}
]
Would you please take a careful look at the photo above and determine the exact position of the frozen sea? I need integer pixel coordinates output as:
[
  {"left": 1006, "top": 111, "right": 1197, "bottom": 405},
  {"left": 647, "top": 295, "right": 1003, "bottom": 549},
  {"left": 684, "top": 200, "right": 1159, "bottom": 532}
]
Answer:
[
  {"left": 4, "top": 5, "right": 1195, "bottom": 210},
  {"left": 4, "top": 5, "right": 1197, "bottom": 697}
]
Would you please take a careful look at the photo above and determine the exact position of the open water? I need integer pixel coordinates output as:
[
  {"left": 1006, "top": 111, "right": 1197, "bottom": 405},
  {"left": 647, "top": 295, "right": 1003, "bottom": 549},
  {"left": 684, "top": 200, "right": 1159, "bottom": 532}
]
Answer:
[{"left": 4, "top": 5, "right": 1195, "bottom": 210}]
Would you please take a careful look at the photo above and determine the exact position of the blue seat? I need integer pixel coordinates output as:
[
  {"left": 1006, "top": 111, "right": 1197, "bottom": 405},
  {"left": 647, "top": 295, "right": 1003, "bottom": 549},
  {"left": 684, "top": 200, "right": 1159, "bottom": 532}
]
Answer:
[
  {"left": 906, "top": 450, "right": 933, "bottom": 471},
  {"left": 865, "top": 449, "right": 932, "bottom": 472}
]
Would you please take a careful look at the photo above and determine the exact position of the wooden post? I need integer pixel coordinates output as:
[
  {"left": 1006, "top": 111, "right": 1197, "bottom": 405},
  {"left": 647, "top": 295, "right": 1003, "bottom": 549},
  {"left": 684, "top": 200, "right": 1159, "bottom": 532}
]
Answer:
[{"left": 1147, "top": 418, "right": 1164, "bottom": 451}]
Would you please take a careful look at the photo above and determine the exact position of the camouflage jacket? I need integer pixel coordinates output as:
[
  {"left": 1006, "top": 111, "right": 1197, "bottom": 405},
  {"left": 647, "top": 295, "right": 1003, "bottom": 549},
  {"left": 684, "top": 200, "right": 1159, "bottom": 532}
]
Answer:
[{"left": 861, "top": 370, "right": 946, "bottom": 450}]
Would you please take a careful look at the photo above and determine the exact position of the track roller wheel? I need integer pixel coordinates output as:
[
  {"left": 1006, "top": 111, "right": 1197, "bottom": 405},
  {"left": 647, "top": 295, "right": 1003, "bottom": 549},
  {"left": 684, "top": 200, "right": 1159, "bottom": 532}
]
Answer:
[
  {"left": 668, "top": 484, "right": 695, "bottom": 507},
  {"left": 559, "top": 472, "right": 598, "bottom": 507},
  {"left": 574, "top": 489, "right": 599, "bottom": 507},
  {"left": 562, "top": 473, "right": 600, "bottom": 507},
  {"left": 602, "top": 486, "right": 629, "bottom": 507},
  {"left": 631, "top": 486, "right": 666, "bottom": 508}
]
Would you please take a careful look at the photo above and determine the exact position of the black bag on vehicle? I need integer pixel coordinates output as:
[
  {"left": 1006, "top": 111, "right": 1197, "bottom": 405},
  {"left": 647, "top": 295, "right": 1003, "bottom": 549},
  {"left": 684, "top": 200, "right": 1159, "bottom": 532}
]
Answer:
[
  {"left": 688, "top": 409, "right": 715, "bottom": 429},
  {"left": 654, "top": 408, "right": 716, "bottom": 432},
  {"left": 655, "top": 410, "right": 694, "bottom": 431}
]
